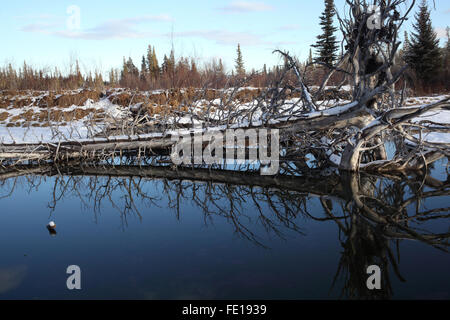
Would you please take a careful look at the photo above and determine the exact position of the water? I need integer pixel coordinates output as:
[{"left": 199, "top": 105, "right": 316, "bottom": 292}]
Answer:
[{"left": 0, "top": 160, "right": 448, "bottom": 300}]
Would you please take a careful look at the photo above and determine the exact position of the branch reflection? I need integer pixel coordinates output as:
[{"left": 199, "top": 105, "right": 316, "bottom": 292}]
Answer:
[{"left": 0, "top": 163, "right": 448, "bottom": 299}]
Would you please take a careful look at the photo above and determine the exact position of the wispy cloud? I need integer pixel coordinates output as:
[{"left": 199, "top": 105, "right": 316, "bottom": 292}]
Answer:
[
  {"left": 170, "top": 30, "right": 271, "bottom": 46},
  {"left": 14, "top": 13, "right": 59, "bottom": 21},
  {"left": 20, "top": 15, "right": 172, "bottom": 40},
  {"left": 445, "top": 9, "right": 450, "bottom": 14},
  {"left": 435, "top": 27, "right": 448, "bottom": 39},
  {"left": 218, "top": 1, "right": 273, "bottom": 13},
  {"left": 278, "top": 24, "right": 300, "bottom": 31},
  {"left": 20, "top": 22, "right": 59, "bottom": 33}
]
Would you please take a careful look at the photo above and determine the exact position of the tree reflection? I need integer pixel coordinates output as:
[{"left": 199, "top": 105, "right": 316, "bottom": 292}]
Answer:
[{"left": 0, "top": 162, "right": 448, "bottom": 299}]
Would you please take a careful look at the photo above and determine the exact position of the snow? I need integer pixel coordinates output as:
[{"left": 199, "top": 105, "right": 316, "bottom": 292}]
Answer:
[
  {"left": 412, "top": 132, "right": 450, "bottom": 144},
  {"left": 0, "top": 123, "right": 96, "bottom": 144},
  {"left": 410, "top": 99, "right": 450, "bottom": 144},
  {"left": 413, "top": 109, "right": 450, "bottom": 126},
  {"left": 0, "top": 96, "right": 130, "bottom": 144},
  {"left": 1, "top": 89, "right": 449, "bottom": 147}
]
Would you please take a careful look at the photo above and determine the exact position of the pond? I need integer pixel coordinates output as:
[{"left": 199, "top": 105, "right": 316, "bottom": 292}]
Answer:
[{"left": 0, "top": 160, "right": 448, "bottom": 300}]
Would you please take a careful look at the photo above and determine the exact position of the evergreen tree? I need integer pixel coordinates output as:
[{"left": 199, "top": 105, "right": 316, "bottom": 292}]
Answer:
[
  {"left": 444, "top": 27, "right": 450, "bottom": 88},
  {"left": 312, "top": 0, "right": 338, "bottom": 66},
  {"left": 235, "top": 44, "right": 245, "bottom": 76},
  {"left": 126, "top": 57, "right": 139, "bottom": 77},
  {"left": 121, "top": 57, "right": 129, "bottom": 80},
  {"left": 94, "top": 72, "right": 103, "bottom": 90},
  {"left": 308, "top": 48, "right": 314, "bottom": 65},
  {"left": 403, "top": 31, "right": 410, "bottom": 52},
  {"left": 218, "top": 59, "right": 224, "bottom": 74},
  {"left": 109, "top": 68, "right": 116, "bottom": 86},
  {"left": 405, "top": 0, "right": 442, "bottom": 84},
  {"left": 147, "top": 45, "right": 154, "bottom": 76},
  {"left": 75, "top": 60, "right": 84, "bottom": 88},
  {"left": 169, "top": 49, "right": 176, "bottom": 75},
  {"left": 446, "top": 27, "right": 450, "bottom": 51},
  {"left": 151, "top": 47, "right": 159, "bottom": 77},
  {"left": 140, "top": 56, "right": 147, "bottom": 82},
  {"left": 162, "top": 54, "right": 169, "bottom": 74},
  {"left": 444, "top": 26, "right": 450, "bottom": 64}
]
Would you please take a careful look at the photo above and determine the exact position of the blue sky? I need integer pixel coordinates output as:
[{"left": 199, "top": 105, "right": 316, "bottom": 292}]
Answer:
[{"left": 1, "top": 0, "right": 449, "bottom": 76}]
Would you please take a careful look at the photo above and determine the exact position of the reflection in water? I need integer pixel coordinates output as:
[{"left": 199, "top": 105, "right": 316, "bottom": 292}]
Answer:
[
  {"left": 0, "top": 162, "right": 449, "bottom": 299},
  {"left": 0, "top": 266, "right": 27, "bottom": 294},
  {"left": 46, "top": 226, "right": 57, "bottom": 237}
]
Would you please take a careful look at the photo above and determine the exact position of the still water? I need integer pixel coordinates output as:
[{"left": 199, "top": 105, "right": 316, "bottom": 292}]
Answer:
[{"left": 0, "top": 160, "right": 448, "bottom": 300}]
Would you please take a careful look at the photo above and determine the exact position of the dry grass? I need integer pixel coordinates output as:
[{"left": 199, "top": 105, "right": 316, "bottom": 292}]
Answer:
[
  {"left": 55, "top": 90, "right": 102, "bottom": 108},
  {"left": 0, "top": 111, "right": 9, "bottom": 121}
]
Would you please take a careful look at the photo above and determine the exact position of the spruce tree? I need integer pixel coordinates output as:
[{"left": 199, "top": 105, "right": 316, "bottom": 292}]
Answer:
[
  {"left": 312, "top": 0, "right": 338, "bottom": 66},
  {"left": 308, "top": 48, "right": 313, "bottom": 65},
  {"left": 403, "top": 31, "right": 410, "bottom": 52},
  {"left": 162, "top": 54, "right": 169, "bottom": 74},
  {"left": 75, "top": 60, "right": 84, "bottom": 88},
  {"left": 235, "top": 44, "right": 245, "bottom": 76},
  {"left": 147, "top": 45, "right": 158, "bottom": 78},
  {"left": 218, "top": 59, "right": 224, "bottom": 74},
  {"left": 140, "top": 56, "right": 147, "bottom": 82},
  {"left": 444, "top": 27, "right": 450, "bottom": 65},
  {"left": 121, "top": 57, "right": 129, "bottom": 81},
  {"left": 151, "top": 47, "right": 159, "bottom": 77},
  {"left": 169, "top": 49, "right": 176, "bottom": 75},
  {"left": 444, "top": 27, "right": 450, "bottom": 87},
  {"left": 405, "top": 0, "right": 442, "bottom": 84}
]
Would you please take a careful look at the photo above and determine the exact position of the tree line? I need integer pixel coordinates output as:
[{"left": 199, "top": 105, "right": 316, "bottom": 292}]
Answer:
[
  {"left": 0, "top": 0, "right": 448, "bottom": 94},
  {"left": 310, "top": 0, "right": 449, "bottom": 93},
  {"left": 0, "top": 43, "right": 288, "bottom": 91}
]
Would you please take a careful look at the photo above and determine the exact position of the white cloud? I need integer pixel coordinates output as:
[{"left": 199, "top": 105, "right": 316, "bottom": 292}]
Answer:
[
  {"left": 21, "top": 15, "right": 172, "bottom": 40},
  {"left": 14, "top": 13, "right": 59, "bottom": 21},
  {"left": 170, "top": 30, "right": 271, "bottom": 46},
  {"left": 219, "top": 1, "right": 273, "bottom": 13},
  {"left": 278, "top": 24, "right": 301, "bottom": 31},
  {"left": 20, "top": 22, "right": 59, "bottom": 33},
  {"left": 435, "top": 27, "right": 448, "bottom": 39}
]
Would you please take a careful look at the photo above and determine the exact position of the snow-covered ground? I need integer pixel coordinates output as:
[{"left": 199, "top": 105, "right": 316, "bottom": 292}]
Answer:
[
  {"left": 0, "top": 92, "right": 131, "bottom": 144},
  {"left": 0, "top": 91, "right": 449, "bottom": 145},
  {"left": 410, "top": 95, "right": 450, "bottom": 144}
]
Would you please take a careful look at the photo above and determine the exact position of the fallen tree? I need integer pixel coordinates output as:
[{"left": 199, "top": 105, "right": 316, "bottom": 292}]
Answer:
[{"left": 0, "top": 0, "right": 449, "bottom": 173}]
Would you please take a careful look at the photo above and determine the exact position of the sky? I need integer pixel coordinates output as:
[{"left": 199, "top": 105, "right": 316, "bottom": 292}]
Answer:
[{"left": 1, "top": 0, "right": 449, "bottom": 77}]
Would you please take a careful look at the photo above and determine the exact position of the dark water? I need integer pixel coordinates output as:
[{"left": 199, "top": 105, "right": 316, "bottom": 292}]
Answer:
[{"left": 0, "top": 160, "right": 448, "bottom": 300}]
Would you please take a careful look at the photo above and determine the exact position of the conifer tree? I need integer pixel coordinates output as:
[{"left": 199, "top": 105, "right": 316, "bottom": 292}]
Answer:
[
  {"left": 75, "top": 60, "right": 84, "bottom": 88},
  {"left": 218, "top": 59, "right": 224, "bottom": 74},
  {"left": 109, "top": 68, "right": 116, "bottom": 86},
  {"left": 151, "top": 47, "right": 159, "bottom": 77},
  {"left": 121, "top": 57, "right": 129, "bottom": 80},
  {"left": 312, "top": 0, "right": 338, "bottom": 66},
  {"left": 444, "top": 27, "right": 450, "bottom": 87},
  {"left": 308, "top": 49, "right": 314, "bottom": 65},
  {"left": 444, "top": 26, "right": 450, "bottom": 65},
  {"left": 162, "top": 54, "right": 169, "bottom": 74},
  {"left": 94, "top": 72, "right": 103, "bottom": 90},
  {"left": 235, "top": 44, "right": 245, "bottom": 76},
  {"left": 167, "top": 49, "right": 175, "bottom": 76},
  {"left": 147, "top": 45, "right": 154, "bottom": 76},
  {"left": 140, "top": 56, "right": 147, "bottom": 82},
  {"left": 405, "top": 0, "right": 442, "bottom": 84},
  {"left": 403, "top": 31, "right": 410, "bottom": 51}
]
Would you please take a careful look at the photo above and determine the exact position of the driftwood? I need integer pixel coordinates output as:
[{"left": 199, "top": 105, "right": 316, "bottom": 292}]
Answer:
[{"left": 0, "top": 0, "right": 449, "bottom": 174}]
